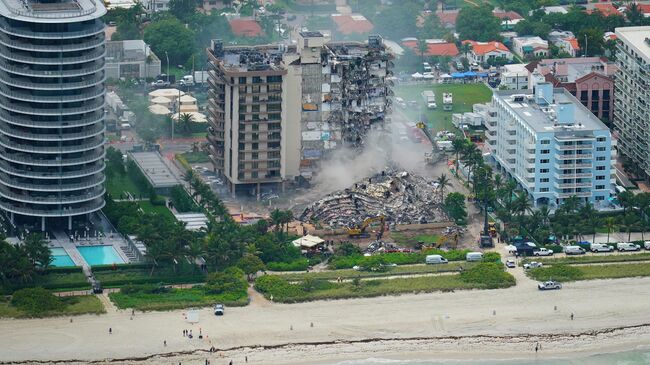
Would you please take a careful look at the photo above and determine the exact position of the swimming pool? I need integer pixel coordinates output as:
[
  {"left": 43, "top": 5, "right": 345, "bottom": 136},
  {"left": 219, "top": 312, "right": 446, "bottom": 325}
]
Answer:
[
  {"left": 50, "top": 248, "right": 76, "bottom": 267},
  {"left": 76, "top": 245, "right": 125, "bottom": 266}
]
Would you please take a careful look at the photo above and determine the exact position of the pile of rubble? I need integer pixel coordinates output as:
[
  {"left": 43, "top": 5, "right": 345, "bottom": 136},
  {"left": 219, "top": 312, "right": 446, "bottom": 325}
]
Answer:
[{"left": 299, "top": 170, "right": 448, "bottom": 227}]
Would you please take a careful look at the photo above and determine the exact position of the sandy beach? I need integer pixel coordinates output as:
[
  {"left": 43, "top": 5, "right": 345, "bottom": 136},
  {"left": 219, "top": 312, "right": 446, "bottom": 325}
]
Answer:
[{"left": 2, "top": 271, "right": 650, "bottom": 364}]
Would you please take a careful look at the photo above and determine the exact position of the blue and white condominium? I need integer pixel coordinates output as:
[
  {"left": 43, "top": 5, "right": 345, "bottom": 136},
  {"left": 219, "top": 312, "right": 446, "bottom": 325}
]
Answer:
[{"left": 487, "top": 82, "right": 615, "bottom": 209}]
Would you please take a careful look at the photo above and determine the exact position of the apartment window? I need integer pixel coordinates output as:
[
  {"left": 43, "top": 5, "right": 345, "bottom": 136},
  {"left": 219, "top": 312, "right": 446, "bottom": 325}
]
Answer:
[
  {"left": 580, "top": 90, "right": 588, "bottom": 101},
  {"left": 252, "top": 76, "right": 263, "bottom": 84},
  {"left": 596, "top": 147, "right": 606, "bottom": 151},
  {"left": 540, "top": 140, "right": 550, "bottom": 145},
  {"left": 603, "top": 89, "right": 610, "bottom": 99},
  {"left": 540, "top": 178, "right": 549, "bottom": 183},
  {"left": 252, "top": 114, "right": 260, "bottom": 121},
  {"left": 269, "top": 113, "right": 281, "bottom": 120},
  {"left": 596, "top": 185, "right": 605, "bottom": 190},
  {"left": 238, "top": 171, "right": 244, "bottom": 180},
  {"left": 252, "top": 123, "right": 259, "bottom": 131},
  {"left": 596, "top": 156, "right": 606, "bottom": 161},
  {"left": 268, "top": 75, "right": 282, "bottom": 83},
  {"left": 596, "top": 175, "right": 605, "bottom": 180},
  {"left": 269, "top": 122, "right": 281, "bottom": 130},
  {"left": 596, "top": 166, "right": 605, "bottom": 171},
  {"left": 540, "top": 168, "right": 549, "bottom": 173},
  {"left": 252, "top": 105, "right": 260, "bottom": 112},
  {"left": 239, "top": 77, "right": 248, "bottom": 84},
  {"left": 268, "top": 104, "right": 281, "bottom": 111},
  {"left": 238, "top": 142, "right": 244, "bottom": 150},
  {"left": 602, "top": 100, "right": 610, "bottom": 111},
  {"left": 597, "top": 137, "right": 606, "bottom": 142},
  {"left": 251, "top": 162, "right": 259, "bottom": 169},
  {"left": 540, "top": 149, "right": 549, "bottom": 154},
  {"left": 591, "top": 101, "right": 598, "bottom": 111},
  {"left": 252, "top": 152, "right": 258, "bottom": 159},
  {"left": 251, "top": 85, "right": 260, "bottom": 93},
  {"left": 591, "top": 90, "right": 599, "bottom": 100},
  {"left": 540, "top": 159, "right": 549, "bottom": 163},
  {"left": 252, "top": 143, "right": 258, "bottom": 150},
  {"left": 238, "top": 85, "right": 247, "bottom": 93},
  {"left": 596, "top": 196, "right": 605, "bottom": 201},
  {"left": 269, "top": 151, "right": 280, "bottom": 158},
  {"left": 253, "top": 95, "right": 260, "bottom": 102},
  {"left": 252, "top": 171, "right": 258, "bottom": 178},
  {"left": 540, "top": 188, "right": 549, "bottom": 192},
  {"left": 239, "top": 114, "right": 246, "bottom": 121},
  {"left": 268, "top": 84, "right": 281, "bottom": 92}
]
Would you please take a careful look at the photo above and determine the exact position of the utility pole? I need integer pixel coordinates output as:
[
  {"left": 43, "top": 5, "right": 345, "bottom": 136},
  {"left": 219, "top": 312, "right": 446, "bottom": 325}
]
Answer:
[
  {"left": 165, "top": 51, "right": 169, "bottom": 83},
  {"left": 584, "top": 34, "right": 588, "bottom": 57}
]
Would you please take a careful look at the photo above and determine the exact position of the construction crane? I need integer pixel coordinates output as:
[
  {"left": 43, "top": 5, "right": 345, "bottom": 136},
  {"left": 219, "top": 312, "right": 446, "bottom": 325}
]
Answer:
[
  {"left": 416, "top": 122, "right": 443, "bottom": 165},
  {"left": 347, "top": 216, "right": 386, "bottom": 238}
]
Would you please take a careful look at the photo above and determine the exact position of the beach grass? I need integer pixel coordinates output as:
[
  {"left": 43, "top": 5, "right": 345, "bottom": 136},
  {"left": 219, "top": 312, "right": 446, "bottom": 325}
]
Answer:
[
  {"left": 524, "top": 252, "right": 650, "bottom": 266},
  {"left": 278, "top": 262, "right": 474, "bottom": 282},
  {"left": 529, "top": 262, "right": 650, "bottom": 282},
  {"left": 109, "top": 287, "right": 248, "bottom": 311},
  {"left": 0, "top": 295, "right": 104, "bottom": 318},
  {"left": 394, "top": 83, "right": 493, "bottom": 132},
  {"left": 94, "top": 266, "right": 205, "bottom": 288}
]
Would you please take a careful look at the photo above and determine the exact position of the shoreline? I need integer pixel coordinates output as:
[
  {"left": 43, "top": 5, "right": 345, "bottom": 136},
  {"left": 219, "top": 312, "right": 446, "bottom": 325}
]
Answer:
[{"left": 3, "top": 275, "right": 650, "bottom": 364}]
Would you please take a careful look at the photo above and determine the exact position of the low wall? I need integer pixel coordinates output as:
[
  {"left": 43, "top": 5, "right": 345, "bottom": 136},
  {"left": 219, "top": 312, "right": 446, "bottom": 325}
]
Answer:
[{"left": 310, "top": 221, "right": 455, "bottom": 237}]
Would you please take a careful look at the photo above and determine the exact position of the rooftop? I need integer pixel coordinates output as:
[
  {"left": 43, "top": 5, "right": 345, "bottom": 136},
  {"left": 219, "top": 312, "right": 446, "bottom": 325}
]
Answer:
[
  {"left": 494, "top": 87, "right": 609, "bottom": 134},
  {"left": 229, "top": 18, "right": 263, "bottom": 37},
  {"left": 401, "top": 38, "right": 458, "bottom": 57},
  {"left": 462, "top": 40, "right": 510, "bottom": 55},
  {"left": 615, "top": 26, "right": 650, "bottom": 64},
  {"left": 218, "top": 45, "right": 288, "bottom": 73},
  {"left": 331, "top": 13, "right": 374, "bottom": 35},
  {"left": 502, "top": 63, "right": 528, "bottom": 75},
  {"left": 533, "top": 57, "right": 616, "bottom": 82},
  {"left": 128, "top": 152, "right": 180, "bottom": 189},
  {"left": 0, "top": 0, "right": 106, "bottom": 23}
]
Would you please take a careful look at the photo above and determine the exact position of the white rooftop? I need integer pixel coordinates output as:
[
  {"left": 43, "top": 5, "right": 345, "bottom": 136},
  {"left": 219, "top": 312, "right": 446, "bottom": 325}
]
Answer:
[
  {"left": 0, "top": 0, "right": 106, "bottom": 23},
  {"left": 128, "top": 151, "right": 180, "bottom": 188},
  {"left": 615, "top": 26, "right": 650, "bottom": 65}
]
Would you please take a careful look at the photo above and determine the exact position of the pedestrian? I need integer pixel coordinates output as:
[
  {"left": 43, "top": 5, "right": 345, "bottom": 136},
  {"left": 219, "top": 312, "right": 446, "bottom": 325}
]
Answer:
[
  {"left": 570, "top": 313, "right": 574, "bottom": 320},
  {"left": 229, "top": 361, "right": 233, "bottom": 365},
  {"left": 183, "top": 329, "right": 186, "bottom": 336},
  {"left": 132, "top": 309, "right": 135, "bottom": 316},
  {"left": 164, "top": 340, "right": 167, "bottom": 347},
  {"left": 109, "top": 327, "right": 112, "bottom": 335},
  {"left": 245, "top": 356, "right": 248, "bottom": 363},
  {"left": 535, "top": 343, "right": 538, "bottom": 353}
]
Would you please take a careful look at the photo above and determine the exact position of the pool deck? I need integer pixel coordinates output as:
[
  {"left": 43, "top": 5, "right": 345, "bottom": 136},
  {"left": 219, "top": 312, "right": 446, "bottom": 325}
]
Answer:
[{"left": 50, "top": 231, "right": 131, "bottom": 268}]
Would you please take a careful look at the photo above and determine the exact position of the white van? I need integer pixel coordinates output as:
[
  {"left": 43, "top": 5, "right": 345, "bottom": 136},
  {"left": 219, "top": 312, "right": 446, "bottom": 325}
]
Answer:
[
  {"left": 590, "top": 243, "right": 614, "bottom": 253},
  {"left": 466, "top": 252, "right": 483, "bottom": 262},
  {"left": 645, "top": 241, "right": 650, "bottom": 250},
  {"left": 564, "top": 246, "right": 586, "bottom": 255},
  {"left": 426, "top": 255, "right": 448, "bottom": 264},
  {"left": 617, "top": 242, "right": 641, "bottom": 252}
]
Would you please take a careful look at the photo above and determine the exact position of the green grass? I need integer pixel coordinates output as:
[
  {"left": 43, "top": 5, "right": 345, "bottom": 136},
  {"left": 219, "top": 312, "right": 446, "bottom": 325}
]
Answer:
[
  {"left": 105, "top": 173, "right": 145, "bottom": 198},
  {"left": 94, "top": 266, "right": 205, "bottom": 288},
  {"left": 180, "top": 151, "right": 210, "bottom": 164},
  {"left": 529, "top": 262, "right": 650, "bottom": 282},
  {"left": 279, "top": 262, "right": 474, "bottom": 282},
  {"left": 109, "top": 287, "right": 248, "bottom": 311},
  {"left": 391, "top": 232, "right": 440, "bottom": 247},
  {"left": 0, "top": 295, "right": 104, "bottom": 318},
  {"left": 136, "top": 201, "right": 175, "bottom": 221},
  {"left": 525, "top": 253, "right": 650, "bottom": 266},
  {"left": 394, "top": 84, "right": 493, "bottom": 132}
]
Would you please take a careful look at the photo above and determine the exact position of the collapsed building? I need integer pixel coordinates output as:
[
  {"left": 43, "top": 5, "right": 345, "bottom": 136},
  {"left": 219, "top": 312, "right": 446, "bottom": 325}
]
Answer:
[
  {"left": 205, "top": 32, "right": 394, "bottom": 197},
  {"left": 299, "top": 170, "right": 448, "bottom": 227}
]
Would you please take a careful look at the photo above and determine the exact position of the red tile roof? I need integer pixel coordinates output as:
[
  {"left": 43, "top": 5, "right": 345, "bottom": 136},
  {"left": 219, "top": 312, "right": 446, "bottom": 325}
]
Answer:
[
  {"left": 462, "top": 40, "right": 510, "bottom": 56},
  {"left": 638, "top": 4, "right": 650, "bottom": 14},
  {"left": 493, "top": 11, "right": 523, "bottom": 21},
  {"left": 229, "top": 19, "right": 263, "bottom": 37},
  {"left": 331, "top": 14, "right": 374, "bottom": 35},
  {"left": 436, "top": 10, "right": 522, "bottom": 26},
  {"left": 402, "top": 39, "right": 459, "bottom": 57},
  {"left": 567, "top": 37, "right": 580, "bottom": 50},
  {"left": 591, "top": 3, "right": 621, "bottom": 16}
]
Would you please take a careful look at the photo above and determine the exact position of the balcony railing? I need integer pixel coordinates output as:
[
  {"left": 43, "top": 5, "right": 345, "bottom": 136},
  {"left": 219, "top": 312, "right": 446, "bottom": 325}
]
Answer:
[
  {"left": 0, "top": 159, "right": 104, "bottom": 179},
  {"left": 0, "top": 32, "right": 104, "bottom": 52},
  {"left": 0, "top": 197, "right": 105, "bottom": 217},
  {"left": 0, "top": 45, "right": 105, "bottom": 65},
  {"left": 0, "top": 70, "right": 106, "bottom": 90},
  {"left": 0, "top": 58, "right": 104, "bottom": 78},
  {"left": 0, "top": 96, "right": 105, "bottom": 116},
  {"left": 0, "top": 18, "right": 105, "bottom": 40},
  {"left": 0, "top": 172, "right": 104, "bottom": 192},
  {"left": 0, "top": 120, "right": 104, "bottom": 141},
  {"left": 0, "top": 83, "right": 104, "bottom": 103},
  {"left": 0, "top": 184, "right": 104, "bottom": 204},
  {"left": 558, "top": 191, "right": 592, "bottom": 198},
  {"left": 0, "top": 147, "right": 104, "bottom": 166},
  {"left": 0, "top": 110, "right": 104, "bottom": 129},
  {"left": 0, "top": 135, "right": 104, "bottom": 154}
]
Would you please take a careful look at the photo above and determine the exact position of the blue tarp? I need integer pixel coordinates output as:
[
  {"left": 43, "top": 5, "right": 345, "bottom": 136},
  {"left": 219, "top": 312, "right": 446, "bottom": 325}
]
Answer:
[
  {"left": 451, "top": 72, "right": 465, "bottom": 78},
  {"left": 477, "top": 72, "right": 489, "bottom": 77},
  {"left": 464, "top": 71, "right": 478, "bottom": 77}
]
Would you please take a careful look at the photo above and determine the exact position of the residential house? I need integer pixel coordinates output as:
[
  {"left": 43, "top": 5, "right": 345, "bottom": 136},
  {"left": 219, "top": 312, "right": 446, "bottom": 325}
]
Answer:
[
  {"left": 106, "top": 40, "right": 162, "bottom": 79},
  {"left": 462, "top": 40, "right": 513, "bottom": 64},
  {"left": 229, "top": 18, "right": 264, "bottom": 37},
  {"left": 512, "top": 36, "right": 549, "bottom": 59},
  {"left": 500, "top": 63, "right": 528, "bottom": 90},
  {"left": 401, "top": 38, "right": 459, "bottom": 57},
  {"left": 549, "top": 31, "right": 580, "bottom": 57},
  {"left": 331, "top": 14, "right": 374, "bottom": 35}
]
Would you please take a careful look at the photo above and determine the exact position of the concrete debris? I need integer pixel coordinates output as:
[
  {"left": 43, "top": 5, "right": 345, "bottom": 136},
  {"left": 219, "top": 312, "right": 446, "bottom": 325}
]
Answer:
[{"left": 299, "top": 169, "right": 448, "bottom": 227}]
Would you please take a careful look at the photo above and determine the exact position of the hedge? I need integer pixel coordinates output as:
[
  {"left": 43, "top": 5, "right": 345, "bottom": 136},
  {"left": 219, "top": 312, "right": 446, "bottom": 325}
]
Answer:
[
  {"left": 328, "top": 249, "right": 473, "bottom": 269},
  {"left": 267, "top": 258, "right": 310, "bottom": 272}
]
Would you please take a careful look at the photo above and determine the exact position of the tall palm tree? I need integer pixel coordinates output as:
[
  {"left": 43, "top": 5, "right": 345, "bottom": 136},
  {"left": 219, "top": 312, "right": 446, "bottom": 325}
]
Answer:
[
  {"left": 451, "top": 138, "right": 466, "bottom": 172},
  {"left": 562, "top": 195, "right": 581, "bottom": 215},
  {"left": 183, "top": 169, "right": 199, "bottom": 195},
  {"left": 436, "top": 174, "right": 451, "bottom": 203},
  {"left": 270, "top": 209, "right": 283, "bottom": 232},
  {"left": 605, "top": 217, "right": 616, "bottom": 243},
  {"left": 178, "top": 113, "right": 195, "bottom": 136},
  {"left": 459, "top": 42, "right": 472, "bottom": 61},
  {"left": 417, "top": 38, "right": 428, "bottom": 70}
]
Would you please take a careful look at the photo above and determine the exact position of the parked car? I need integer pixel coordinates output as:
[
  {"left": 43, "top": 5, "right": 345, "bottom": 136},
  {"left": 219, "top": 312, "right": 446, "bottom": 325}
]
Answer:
[
  {"left": 538, "top": 281, "right": 562, "bottom": 290},
  {"left": 591, "top": 243, "right": 614, "bottom": 253},
  {"left": 523, "top": 261, "right": 543, "bottom": 269},
  {"left": 151, "top": 79, "right": 170, "bottom": 88},
  {"left": 534, "top": 248, "right": 554, "bottom": 256},
  {"left": 505, "top": 259, "right": 516, "bottom": 268},
  {"left": 564, "top": 245, "right": 586, "bottom": 255},
  {"left": 214, "top": 304, "right": 224, "bottom": 316},
  {"left": 617, "top": 242, "right": 641, "bottom": 252}
]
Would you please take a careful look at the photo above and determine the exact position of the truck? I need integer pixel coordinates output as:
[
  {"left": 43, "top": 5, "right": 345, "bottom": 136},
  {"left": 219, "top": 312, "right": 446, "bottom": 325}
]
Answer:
[
  {"left": 443, "top": 93, "right": 453, "bottom": 111},
  {"left": 479, "top": 235, "right": 493, "bottom": 248},
  {"left": 179, "top": 75, "right": 194, "bottom": 86},
  {"left": 421, "top": 90, "right": 437, "bottom": 109},
  {"left": 193, "top": 71, "right": 209, "bottom": 86}
]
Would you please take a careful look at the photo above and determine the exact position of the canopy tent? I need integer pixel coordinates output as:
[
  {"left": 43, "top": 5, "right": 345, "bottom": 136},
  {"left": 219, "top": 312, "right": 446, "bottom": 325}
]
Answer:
[
  {"left": 477, "top": 72, "right": 489, "bottom": 77},
  {"left": 148, "top": 104, "right": 171, "bottom": 115},
  {"left": 411, "top": 72, "right": 424, "bottom": 79},
  {"left": 292, "top": 234, "right": 325, "bottom": 249},
  {"left": 148, "top": 88, "right": 185, "bottom": 99},
  {"left": 439, "top": 73, "right": 452, "bottom": 78},
  {"left": 171, "top": 111, "right": 207, "bottom": 123},
  {"left": 150, "top": 96, "right": 172, "bottom": 105},
  {"left": 422, "top": 73, "right": 435, "bottom": 79},
  {"left": 464, "top": 71, "right": 478, "bottom": 77},
  {"left": 179, "top": 94, "right": 197, "bottom": 103},
  {"left": 451, "top": 72, "right": 465, "bottom": 78}
]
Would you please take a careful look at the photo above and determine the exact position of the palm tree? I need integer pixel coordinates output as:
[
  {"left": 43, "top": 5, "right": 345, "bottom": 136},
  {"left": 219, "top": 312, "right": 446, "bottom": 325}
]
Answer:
[
  {"left": 417, "top": 38, "right": 428, "bottom": 70},
  {"left": 618, "top": 190, "right": 635, "bottom": 215},
  {"left": 186, "top": 240, "right": 205, "bottom": 273},
  {"left": 451, "top": 137, "right": 466, "bottom": 172},
  {"left": 579, "top": 202, "right": 598, "bottom": 243},
  {"left": 459, "top": 42, "right": 472, "bottom": 61},
  {"left": 513, "top": 192, "right": 531, "bottom": 217},
  {"left": 562, "top": 195, "right": 581, "bottom": 215},
  {"left": 436, "top": 174, "right": 451, "bottom": 203},
  {"left": 183, "top": 169, "right": 199, "bottom": 195},
  {"left": 270, "top": 209, "right": 283, "bottom": 232},
  {"left": 635, "top": 193, "right": 650, "bottom": 241},
  {"left": 177, "top": 113, "right": 195, "bottom": 136},
  {"left": 605, "top": 217, "right": 616, "bottom": 243}
]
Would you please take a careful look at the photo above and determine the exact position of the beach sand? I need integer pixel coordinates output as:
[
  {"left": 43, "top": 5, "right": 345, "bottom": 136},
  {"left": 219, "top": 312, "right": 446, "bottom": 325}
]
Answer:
[{"left": 2, "top": 272, "right": 650, "bottom": 364}]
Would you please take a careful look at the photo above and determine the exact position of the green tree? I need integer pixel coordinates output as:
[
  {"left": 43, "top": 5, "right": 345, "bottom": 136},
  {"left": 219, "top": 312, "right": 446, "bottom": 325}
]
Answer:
[
  {"left": 169, "top": 0, "right": 198, "bottom": 21},
  {"left": 237, "top": 254, "right": 266, "bottom": 281},
  {"left": 456, "top": 5, "right": 502, "bottom": 42},
  {"left": 577, "top": 28, "right": 604, "bottom": 57},
  {"left": 144, "top": 17, "right": 196, "bottom": 67},
  {"left": 22, "top": 234, "right": 52, "bottom": 270},
  {"left": 177, "top": 113, "right": 195, "bottom": 136},
  {"left": 372, "top": 2, "right": 421, "bottom": 41},
  {"left": 618, "top": 190, "right": 635, "bottom": 215},
  {"left": 605, "top": 217, "right": 616, "bottom": 243},
  {"left": 444, "top": 192, "right": 468, "bottom": 225},
  {"left": 436, "top": 174, "right": 451, "bottom": 203}
]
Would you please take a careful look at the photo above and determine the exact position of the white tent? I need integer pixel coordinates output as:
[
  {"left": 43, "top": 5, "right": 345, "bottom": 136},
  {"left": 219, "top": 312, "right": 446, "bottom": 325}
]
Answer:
[
  {"left": 292, "top": 234, "right": 325, "bottom": 249},
  {"left": 148, "top": 104, "right": 171, "bottom": 115},
  {"left": 411, "top": 72, "right": 424, "bottom": 79},
  {"left": 171, "top": 111, "right": 207, "bottom": 123},
  {"left": 439, "top": 73, "right": 452, "bottom": 78},
  {"left": 179, "top": 94, "right": 197, "bottom": 103},
  {"left": 150, "top": 96, "right": 172, "bottom": 105},
  {"left": 422, "top": 73, "right": 435, "bottom": 79},
  {"left": 148, "top": 88, "right": 185, "bottom": 100}
]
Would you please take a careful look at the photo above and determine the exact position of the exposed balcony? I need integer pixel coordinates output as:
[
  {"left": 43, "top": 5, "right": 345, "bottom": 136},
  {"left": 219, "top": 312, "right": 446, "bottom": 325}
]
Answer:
[
  {"left": 0, "top": 110, "right": 104, "bottom": 128},
  {"left": 0, "top": 58, "right": 104, "bottom": 78},
  {"left": 0, "top": 197, "right": 104, "bottom": 217},
  {"left": 0, "top": 120, "right": 104, "bottom": 141},
  {"left": 0, "top": 184, "right": 104, "bottom": 204},
  {"left": 0, "top": 19, "right": 105, "bottom": 40},
  {"left": 0, "top": 96, "right": 105, "bottom": 116},
  {"left": 554, "top": 172, "right": 593, "bottom": 179},
  {"left": 0, "top": 159, "right": 104, "bottom": 179},
  {"left": 0, "top": 172, "right": 104, "bottom": 192},
  {"left": 0, "top": 45, "right": 106, "bottom": 65},
  {"left": 0, "top": 147, "right": 104, "bottom": 166},
  {"left": 0, "top": 84, "right": 104, "bottom": 103},
  {"left": 0, "top": 32, "right": 104, "bottom": 53},
  {"left": 0, "top": 135, "right": 104, "bottom": 154},
  {"left": 0, "top": 70, "right": 105, "bottom": 90}
]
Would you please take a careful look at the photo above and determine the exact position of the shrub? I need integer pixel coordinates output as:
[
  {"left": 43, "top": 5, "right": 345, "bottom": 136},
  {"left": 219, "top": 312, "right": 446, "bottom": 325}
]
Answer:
[
  {"left": 11, "top": 288, "right": 63, "bottom": 314},
  {"left": 460, "top": 263, "right": 516, "bottom": 289},
  {"left": 482, "top": 252, "right": 502, "bottom": 263},
  {"left": 204, "top": 267, "right": 247, "bottom": 296},
  {"left": 528, "top": 265, "right": 584, "bottom": 282},
  {"left": 267, "top": 258, "right": 309, "bottom": 272},
  {"left": 254, "top": 275, "right": 304, "bottom": 301}
]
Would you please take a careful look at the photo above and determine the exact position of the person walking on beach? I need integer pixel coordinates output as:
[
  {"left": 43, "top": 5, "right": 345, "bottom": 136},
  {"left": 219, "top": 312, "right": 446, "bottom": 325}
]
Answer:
[
  {"left": 164, "top": 340, "right": 167, "bottom": 347},
  {"left": 109, "top": 328, "right": 112, "bottom": 335},
  {"left": 570, "top": 313, "right": 574, "bottom": 320},
  {"left": 535, "top": 343, "right": 538, "bottom": 353}
]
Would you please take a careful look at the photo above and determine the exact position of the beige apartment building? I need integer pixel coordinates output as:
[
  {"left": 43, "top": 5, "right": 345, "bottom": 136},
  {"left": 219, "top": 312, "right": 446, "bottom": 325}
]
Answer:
[{"left": 206, "top": 33, "right": 393, "bottom": 197}]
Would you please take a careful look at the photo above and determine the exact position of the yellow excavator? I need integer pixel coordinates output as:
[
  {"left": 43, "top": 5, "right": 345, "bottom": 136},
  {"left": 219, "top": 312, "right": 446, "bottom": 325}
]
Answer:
[{"left": 347, "top": 216, "right": 386, "bottom": 238}]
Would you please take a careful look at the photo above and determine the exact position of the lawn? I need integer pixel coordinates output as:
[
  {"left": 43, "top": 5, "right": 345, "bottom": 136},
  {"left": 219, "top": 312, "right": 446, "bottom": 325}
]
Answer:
[
  {"left": 179, "top": 151, "right": 210, "bottom": 164},
  {"left": 0, "top": 295, "right": 104, "bottom": 318},
  {"left": 137, "top": 201, "right": 176, "bottom": 221},
  {"left": 105, "top": 173, "right": 145, "bottom": 198},
  {"left": 109, "top": 287, "right": 248, "bottom": 311},
  {"left": 278, "top": 262, "right": 474, "bottom": 282},
  {"left": 529, "top": 262, "right": 650, "bottom": 282},
  {"left": 394, "top": 83, "right": 493, "bottom": 132},
  {"left": 525, "top": 253, "right": 650, "bottom": 266},
  {"left": 391, "top": 232, "right": 440, "bottom": 247}
]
